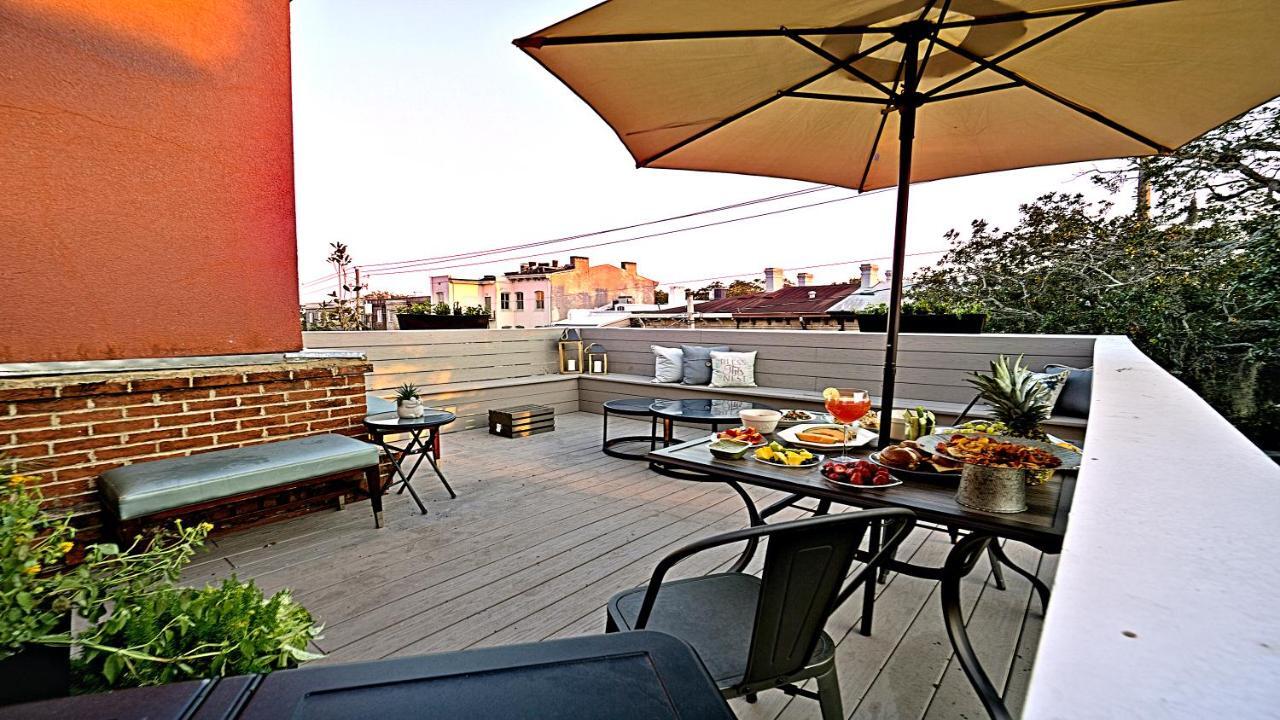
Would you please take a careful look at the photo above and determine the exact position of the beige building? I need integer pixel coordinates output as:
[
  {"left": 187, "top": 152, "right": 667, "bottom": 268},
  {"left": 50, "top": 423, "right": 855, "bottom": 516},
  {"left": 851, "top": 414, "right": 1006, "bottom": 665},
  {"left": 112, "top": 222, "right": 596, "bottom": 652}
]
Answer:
[{"left": 430, "top": 256, "right": 657, "bottom": 328}]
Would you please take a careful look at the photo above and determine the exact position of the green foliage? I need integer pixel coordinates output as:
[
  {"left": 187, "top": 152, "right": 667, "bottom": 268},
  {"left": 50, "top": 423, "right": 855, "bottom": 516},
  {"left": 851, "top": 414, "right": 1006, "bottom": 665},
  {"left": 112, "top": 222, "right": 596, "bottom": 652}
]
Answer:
[
  {"left": 0, "top": 466, "right": 323, "bottom": 690},
  {"left": 966, "top": 355, "right": 1052, "bottom": 439},
  {"left": 857, "top": 299, "right": 984, "bottom": 316},
  {"left": 653, "top": 289, "right": 669, "bottom": 305},
  {"left": 304, "top": 242, "right": 367, "bottom": 331},
  {"left": 911, "top": 194, "right": 1278, "bottom": 447},
  {"left": 432, "top": 302, "right": 452, "bottom": 316},
  {"left": 73, "top": 578, "right": 322, "bottom": 691},
  {"left": 1, "top": 472, "right": 77, "bottom": 658},
  {"left": 394, "top": 383, "right": 420, "bottom": 402},
  {"left": 463, "top": 305, "right": 489, "bottom": 317},
  {"left": 400, "top": 301, "right": 434, "bottom": 316}
]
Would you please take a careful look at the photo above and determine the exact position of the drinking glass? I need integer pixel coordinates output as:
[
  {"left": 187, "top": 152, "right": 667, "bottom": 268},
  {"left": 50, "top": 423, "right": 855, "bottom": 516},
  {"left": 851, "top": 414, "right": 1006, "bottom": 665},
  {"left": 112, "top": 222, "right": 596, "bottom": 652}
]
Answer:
[{"left": 824, "top": 388, "right": 871, "bottom": 463}]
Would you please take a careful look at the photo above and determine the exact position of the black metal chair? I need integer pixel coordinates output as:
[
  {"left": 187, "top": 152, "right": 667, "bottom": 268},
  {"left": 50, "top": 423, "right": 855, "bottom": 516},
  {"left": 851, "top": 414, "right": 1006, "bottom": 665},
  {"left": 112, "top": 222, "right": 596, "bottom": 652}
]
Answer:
[{"left": 605, "top": 509, "right": 916, "bottom": 719}]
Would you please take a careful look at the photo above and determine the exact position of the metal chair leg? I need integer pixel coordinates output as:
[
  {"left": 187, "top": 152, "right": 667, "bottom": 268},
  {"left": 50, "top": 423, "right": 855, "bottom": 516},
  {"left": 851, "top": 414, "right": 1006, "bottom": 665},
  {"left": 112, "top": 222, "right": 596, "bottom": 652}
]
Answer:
[{"left": 815, "top": 665, "right": 843, "bottom": 720}]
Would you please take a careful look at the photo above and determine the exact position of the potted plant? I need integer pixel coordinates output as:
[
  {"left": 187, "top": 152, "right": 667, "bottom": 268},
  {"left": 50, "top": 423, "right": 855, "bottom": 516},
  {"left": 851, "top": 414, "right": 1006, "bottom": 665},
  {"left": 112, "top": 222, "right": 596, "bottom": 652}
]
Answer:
[
  {"left": 396, "top": 302, "right": 490, "bottom": 330},
  {"left": 0, "top": 468, "right": 325, "bottom": 702},
  {"left": 395, "top": 383, "right": 424, "bottom": 419}
]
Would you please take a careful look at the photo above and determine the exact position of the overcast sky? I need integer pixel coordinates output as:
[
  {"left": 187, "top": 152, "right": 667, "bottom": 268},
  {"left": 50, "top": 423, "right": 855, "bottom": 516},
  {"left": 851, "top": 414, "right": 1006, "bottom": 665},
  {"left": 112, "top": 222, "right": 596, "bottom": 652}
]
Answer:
[{"left": 290, "top": 0, "right": 1131, "bottom": 302}]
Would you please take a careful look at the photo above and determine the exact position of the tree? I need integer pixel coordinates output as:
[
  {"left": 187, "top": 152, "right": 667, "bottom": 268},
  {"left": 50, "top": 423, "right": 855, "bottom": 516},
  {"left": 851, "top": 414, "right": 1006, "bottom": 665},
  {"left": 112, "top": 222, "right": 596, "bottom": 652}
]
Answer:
[
  {"left": 911, "top": 100, "right": 1279, "bottom": 448},
  {"left": 308, "top": 242, "right": 368, "bottom": 331},
  {"left": 726, "top": 279, "right": 765, "bottom": 297},
  {"left": 653, "top": 289, "right": 669, "bottom": 305}
]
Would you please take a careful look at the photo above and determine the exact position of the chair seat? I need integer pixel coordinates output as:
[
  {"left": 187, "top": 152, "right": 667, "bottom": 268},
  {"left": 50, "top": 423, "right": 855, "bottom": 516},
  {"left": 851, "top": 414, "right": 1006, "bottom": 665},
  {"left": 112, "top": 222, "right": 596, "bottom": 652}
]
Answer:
[
  {"left": 99, "top": 434, "right": 380, "bottom": 520},
  {"left": 608, "top": 572, "right": 835, "bottom": 688}
]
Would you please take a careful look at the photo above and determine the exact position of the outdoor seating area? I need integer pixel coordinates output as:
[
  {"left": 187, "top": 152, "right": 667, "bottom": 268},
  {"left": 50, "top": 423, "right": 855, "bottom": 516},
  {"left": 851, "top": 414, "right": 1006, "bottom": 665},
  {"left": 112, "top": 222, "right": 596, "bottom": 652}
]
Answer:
[{"left": 178, "top": 410, "right": 1056, "bottom": 720}]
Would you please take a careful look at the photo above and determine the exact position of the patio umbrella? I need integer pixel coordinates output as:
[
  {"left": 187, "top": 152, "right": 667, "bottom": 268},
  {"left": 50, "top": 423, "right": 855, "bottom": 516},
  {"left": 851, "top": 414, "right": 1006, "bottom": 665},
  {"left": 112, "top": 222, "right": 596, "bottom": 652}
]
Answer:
[{"left": 514, "top": 0, "right": 1280, "bottom": 447}]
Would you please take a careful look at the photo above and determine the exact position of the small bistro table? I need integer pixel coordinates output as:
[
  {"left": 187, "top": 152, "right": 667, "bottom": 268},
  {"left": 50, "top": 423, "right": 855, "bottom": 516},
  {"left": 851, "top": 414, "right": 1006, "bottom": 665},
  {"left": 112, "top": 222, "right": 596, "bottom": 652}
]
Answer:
[
  {"left": 363, "top": 410, "right": 457, "bottom": 515},
  {"left": 647, "top": 436, "right": 1074, "bottom": 720},
  {"left": 0, "top": 632, "right": 736, "bottom": 720},
  {"left": 601, "top": 397, "right": 662, "bottom": 460}
]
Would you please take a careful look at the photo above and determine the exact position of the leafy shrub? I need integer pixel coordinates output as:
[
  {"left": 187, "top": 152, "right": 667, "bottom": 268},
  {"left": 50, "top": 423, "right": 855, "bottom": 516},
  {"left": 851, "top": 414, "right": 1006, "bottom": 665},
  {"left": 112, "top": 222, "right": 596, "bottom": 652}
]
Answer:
[{"left": 433, "top": 302, "right": 451, "bottom": 316}]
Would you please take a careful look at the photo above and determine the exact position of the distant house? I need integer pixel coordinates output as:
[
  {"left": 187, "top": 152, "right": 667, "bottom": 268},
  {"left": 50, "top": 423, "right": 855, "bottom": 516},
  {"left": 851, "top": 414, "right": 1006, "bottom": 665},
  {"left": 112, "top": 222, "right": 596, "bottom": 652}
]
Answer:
[
  {"left": 430, "top": 256, "right": 658, "bottom": 328},
  {"left": 634, "top": 267, "right": 865, "bottom": 330}
]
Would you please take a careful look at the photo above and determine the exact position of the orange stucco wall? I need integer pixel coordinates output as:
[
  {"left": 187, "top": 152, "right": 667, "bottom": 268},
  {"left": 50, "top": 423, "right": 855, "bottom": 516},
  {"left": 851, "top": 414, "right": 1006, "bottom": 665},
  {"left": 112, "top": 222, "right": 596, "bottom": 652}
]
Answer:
[{"left": 0, "top": 0, "right": 301, "bottom": 362}]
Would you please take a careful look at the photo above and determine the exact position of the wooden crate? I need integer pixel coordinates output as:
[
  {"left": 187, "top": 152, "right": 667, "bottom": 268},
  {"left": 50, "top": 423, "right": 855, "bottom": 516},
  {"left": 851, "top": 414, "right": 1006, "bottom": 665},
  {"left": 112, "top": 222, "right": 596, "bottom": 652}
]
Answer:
[{"left": 489, "top": 404, "right": 555, "bottom": 438}]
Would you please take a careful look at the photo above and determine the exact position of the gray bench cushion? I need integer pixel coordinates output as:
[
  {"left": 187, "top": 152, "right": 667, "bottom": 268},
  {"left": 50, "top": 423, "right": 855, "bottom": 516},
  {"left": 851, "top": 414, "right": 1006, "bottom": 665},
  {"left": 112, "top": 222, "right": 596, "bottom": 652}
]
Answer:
[{"left": 100, "top": 434, "right": 380, "bottom": 521}]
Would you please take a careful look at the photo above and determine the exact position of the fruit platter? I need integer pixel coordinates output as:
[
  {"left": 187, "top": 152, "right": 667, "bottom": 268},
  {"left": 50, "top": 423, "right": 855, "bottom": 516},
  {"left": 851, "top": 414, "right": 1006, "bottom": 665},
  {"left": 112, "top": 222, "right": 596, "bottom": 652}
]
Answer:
[
  {"left": 776, "top": 423, "right": 876, "bottom": 450},
  {"left": 752, "top": 441, "right": 819, "bottom": 468},
  {"left": 715, "top": 426, "right": 767, "bottom": 447},
  {"left": 821, "top": 458, "right": 901, "bottom": 488}
]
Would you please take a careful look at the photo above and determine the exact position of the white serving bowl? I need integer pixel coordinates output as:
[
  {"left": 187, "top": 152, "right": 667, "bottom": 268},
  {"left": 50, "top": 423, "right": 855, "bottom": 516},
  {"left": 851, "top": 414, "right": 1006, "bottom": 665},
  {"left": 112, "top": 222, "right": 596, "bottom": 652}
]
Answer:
[{"left": 739, "top": 408, "right": 782, "bottom": 434}]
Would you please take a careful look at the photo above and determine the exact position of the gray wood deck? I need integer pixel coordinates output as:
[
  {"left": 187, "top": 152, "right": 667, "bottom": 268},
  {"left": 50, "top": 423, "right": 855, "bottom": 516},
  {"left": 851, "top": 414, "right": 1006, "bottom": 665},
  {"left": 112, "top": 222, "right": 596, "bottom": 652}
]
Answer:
[{"left": 185, "top": 412, "right": 1053, "bottom": 719}]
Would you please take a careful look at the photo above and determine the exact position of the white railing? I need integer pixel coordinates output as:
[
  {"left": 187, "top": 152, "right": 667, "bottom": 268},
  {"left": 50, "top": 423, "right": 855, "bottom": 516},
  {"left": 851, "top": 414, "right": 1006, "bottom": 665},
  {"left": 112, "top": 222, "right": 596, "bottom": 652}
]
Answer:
[{"left": 1023, "top": 335, "right": 1280, "bottom": 719}]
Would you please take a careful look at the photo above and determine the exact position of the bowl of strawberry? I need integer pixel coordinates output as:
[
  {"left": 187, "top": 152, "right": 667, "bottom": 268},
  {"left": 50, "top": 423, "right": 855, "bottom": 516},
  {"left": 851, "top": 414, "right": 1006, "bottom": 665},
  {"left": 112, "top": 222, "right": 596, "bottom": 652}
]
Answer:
[{"left": 821, "top": 459, "right": 902, "bottom": 488}]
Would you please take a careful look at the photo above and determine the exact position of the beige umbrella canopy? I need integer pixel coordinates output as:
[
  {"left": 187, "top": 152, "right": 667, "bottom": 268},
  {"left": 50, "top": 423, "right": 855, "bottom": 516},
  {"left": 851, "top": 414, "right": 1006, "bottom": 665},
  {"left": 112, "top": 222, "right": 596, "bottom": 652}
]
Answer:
[{"left": 515, "top": 0, "right": 1280, "bottom": 448}]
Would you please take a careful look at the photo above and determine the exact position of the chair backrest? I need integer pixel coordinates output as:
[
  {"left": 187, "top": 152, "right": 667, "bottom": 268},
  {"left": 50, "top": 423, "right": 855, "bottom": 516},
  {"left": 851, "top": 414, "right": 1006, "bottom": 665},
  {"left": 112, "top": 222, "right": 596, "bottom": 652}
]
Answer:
[{"left": 740, "top": 509, "right": 911, "bottom": 686}]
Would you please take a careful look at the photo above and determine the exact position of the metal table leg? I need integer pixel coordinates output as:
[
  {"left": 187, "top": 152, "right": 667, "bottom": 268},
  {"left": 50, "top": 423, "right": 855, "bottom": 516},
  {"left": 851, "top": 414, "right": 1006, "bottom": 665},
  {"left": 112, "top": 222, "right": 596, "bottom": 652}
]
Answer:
[
  {"left": 422, "top": 427, "right": 456, "bottom": 499},
  {"left": 990, "top": 540, "right": 1050, "bottom": 608},
  {"left": 725, "top": 480, "right": 765, "bottom": 573},
  {"left": 860, "top": 519, "right": 881, "bottom": 636},
  {"left": 373, "top": 430, "right": 429, "bottom": 515},
  {"left": 941, "top": 533, "right": 1012, "bottom": 720}
]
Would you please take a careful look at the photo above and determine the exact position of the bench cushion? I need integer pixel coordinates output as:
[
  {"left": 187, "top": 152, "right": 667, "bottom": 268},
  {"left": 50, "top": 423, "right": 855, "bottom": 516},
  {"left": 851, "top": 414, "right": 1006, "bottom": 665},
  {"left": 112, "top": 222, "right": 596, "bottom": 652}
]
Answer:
[{"left": 100, "top": 434, "right": 380, "bottom": 521}]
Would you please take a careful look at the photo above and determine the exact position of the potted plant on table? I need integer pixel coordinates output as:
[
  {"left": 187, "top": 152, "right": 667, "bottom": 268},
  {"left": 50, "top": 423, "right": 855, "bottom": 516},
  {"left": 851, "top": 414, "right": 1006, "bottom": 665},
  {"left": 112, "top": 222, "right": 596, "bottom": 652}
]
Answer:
[{"left": 395, "top": 383, "right": 425, "bottom": 419}]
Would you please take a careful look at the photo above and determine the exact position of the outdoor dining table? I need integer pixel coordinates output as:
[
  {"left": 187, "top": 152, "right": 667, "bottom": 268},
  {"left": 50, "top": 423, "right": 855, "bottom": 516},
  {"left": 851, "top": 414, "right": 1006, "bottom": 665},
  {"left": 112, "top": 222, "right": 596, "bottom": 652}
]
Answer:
[
  {"left": 0, "top": 631, "right": 735, "bottom": 720},
  {"left": 648, "top": 436, "right": 1075, "bottom": 720}
]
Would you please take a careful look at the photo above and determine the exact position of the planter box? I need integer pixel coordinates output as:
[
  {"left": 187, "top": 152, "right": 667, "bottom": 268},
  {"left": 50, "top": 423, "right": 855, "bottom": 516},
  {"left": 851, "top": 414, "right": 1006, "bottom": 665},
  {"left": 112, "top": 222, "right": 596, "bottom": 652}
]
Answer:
[
  {"left": 0, "top": 620, "right": 70, "bottom": 706},
  {"left": 853, "top": 313, "right": 986, "bottom": 334},
  {"left": 396, "top": 314, "right": 490, "bottom": 330}
]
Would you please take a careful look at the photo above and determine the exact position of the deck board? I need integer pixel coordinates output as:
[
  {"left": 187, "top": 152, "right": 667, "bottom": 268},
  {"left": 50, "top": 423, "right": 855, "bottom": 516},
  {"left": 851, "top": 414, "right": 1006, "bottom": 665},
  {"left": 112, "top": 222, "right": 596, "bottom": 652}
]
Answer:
[{"left": 186, "top": 411, "right": 1052, "bottom": 719}]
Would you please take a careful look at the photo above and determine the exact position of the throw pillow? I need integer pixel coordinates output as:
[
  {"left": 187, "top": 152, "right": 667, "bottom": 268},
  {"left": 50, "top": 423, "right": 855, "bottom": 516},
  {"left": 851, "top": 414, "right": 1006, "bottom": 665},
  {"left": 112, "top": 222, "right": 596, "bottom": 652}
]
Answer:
[
  {"left": 1044, "top": 364, "right": 1093, "bottom": 418},
  {"left": 1031, "top": 369, "right": 1071, "bottom": 411},
  {"left": 710, "top": 351, "right": 758, "bottom": 388},
  {"left": 680, "top": 345, "right": 731, "bottom": 385},
  {"left": 651, "top": 345, "right": 684, "bottom": 383}
]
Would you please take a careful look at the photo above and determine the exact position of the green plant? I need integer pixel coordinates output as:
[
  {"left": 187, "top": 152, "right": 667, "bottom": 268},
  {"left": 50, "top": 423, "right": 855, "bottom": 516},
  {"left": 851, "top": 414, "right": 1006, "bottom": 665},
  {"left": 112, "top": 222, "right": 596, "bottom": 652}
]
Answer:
[
  {"left": 394, "top": 383, "right": 420, "bottom": 402},
  {"left": 966, "top": 355, "right": 1052, "bottom": 439},
  {"left": 432, "top": 302, "right": 451, "bottom": 316},
  {"left": 463, "top": 305, "right": 488, "bottom": 317},
  {"left": 858, "top": 303, "right": 889, "bottom": 315},
  {"left": 73, "top": 578, "right": 322, "bottom": 691},
  {"left": 400, "top": 302, "right": 433, "bottom": 316},
  {"left": 1, "top": 472, "right": 77, "bottom": 659}
]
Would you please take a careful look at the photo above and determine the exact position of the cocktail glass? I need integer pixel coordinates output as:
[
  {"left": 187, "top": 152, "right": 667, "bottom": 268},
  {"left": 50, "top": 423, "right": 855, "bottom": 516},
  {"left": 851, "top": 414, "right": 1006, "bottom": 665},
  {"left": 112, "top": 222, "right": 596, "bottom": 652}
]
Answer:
[{"left": 824, "top": 388, "right": 871, "bottom": 463}]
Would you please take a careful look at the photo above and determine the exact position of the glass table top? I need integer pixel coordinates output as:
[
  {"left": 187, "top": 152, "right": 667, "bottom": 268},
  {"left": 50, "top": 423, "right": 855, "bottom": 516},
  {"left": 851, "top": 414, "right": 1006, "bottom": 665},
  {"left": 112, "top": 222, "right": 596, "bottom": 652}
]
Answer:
[{"left": 649, "top": 398, "right": 776, "bottom": 422}]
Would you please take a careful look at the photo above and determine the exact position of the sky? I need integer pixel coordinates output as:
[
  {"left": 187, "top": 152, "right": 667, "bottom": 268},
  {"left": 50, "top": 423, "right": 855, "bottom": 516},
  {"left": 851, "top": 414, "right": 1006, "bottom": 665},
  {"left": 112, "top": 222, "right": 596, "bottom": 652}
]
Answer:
[{"left": 290, "top": 0, "right": 1132, "bottom": 303}]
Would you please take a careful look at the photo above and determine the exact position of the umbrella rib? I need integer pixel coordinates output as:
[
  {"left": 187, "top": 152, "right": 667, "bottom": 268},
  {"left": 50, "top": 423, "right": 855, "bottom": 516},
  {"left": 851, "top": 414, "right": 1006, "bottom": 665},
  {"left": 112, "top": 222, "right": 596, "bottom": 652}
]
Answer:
[
  {"left": 926, "top": 82, "right": 1021, "bottom": 103},
  {"left": 924, "top": 10, "right": 1100, "bottom": 99},
  {"left": 785, "top": 34, "right": 898, "bottom": 99},
  {"left": 936, "top": 0, "right": 1180, "bottom": 30},
  {"left": 783, "top": 92, "right": 892, "bottom": 104},
  {"left": 515, "top": 25, "right": 894, "bottom": 48},
  {"left": 637, "top": 36, "right": 898, "bottom": 168},
  {"left": 931, "top": 36, "right": 1172, "bottom": 152}
]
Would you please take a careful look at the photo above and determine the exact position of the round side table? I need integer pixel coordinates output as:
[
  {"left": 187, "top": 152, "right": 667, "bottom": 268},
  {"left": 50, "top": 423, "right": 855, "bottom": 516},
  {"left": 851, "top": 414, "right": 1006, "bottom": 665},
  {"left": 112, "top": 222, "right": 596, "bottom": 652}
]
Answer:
[{"left": 601, "top": 398, "right": 660, "bottom": 460}]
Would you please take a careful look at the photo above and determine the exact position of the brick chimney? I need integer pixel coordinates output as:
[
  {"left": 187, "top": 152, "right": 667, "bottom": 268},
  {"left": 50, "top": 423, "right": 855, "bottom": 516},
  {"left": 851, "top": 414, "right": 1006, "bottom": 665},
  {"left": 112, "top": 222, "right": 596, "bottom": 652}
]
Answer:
[
  {"left": 859, "top": 263, "right": 881, "bottom": 289},
  {"left": 796, "top": 272, "right": 814, "bottom": 286},
  {"left": 621, "top": 261, "right": 637, "bottom": 274},
  {"left": 763, "top": 267, "right": 784, "bottom": 292},
  {"left": 570, "top": 256, "right": 589, "bottom": 271}
]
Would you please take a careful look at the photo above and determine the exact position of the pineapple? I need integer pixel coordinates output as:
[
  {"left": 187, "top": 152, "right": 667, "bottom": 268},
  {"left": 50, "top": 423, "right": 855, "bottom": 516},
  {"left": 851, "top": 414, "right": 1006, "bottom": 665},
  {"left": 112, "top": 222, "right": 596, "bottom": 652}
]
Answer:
[{"left": 966, "top": 355, "right": 1052, "bottom": 439}]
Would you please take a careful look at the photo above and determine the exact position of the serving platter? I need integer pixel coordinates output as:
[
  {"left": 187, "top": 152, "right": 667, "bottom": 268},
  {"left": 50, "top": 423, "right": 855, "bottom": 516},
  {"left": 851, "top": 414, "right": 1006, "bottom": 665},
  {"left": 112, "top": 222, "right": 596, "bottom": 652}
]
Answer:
[
  {"left": 752, "top": 453, "right": 821, "bottom": 469},
  {"left": 914, "top": 433, "right": 1083, "bottom": 470},
  {"left": 709, "top": 433, "right": 767, "bottom": 448},
  {"left": 776, "top": 423, "right": 876, "bottom": 450},
  {"left": 866, "top": 451, "right": 960, "bottom": 484},
  {"left": 823, "top": 473, "right": 903, "bottom": 490},
  {"left": 776, "top": 409, "right": 832, "bottom": 428}
]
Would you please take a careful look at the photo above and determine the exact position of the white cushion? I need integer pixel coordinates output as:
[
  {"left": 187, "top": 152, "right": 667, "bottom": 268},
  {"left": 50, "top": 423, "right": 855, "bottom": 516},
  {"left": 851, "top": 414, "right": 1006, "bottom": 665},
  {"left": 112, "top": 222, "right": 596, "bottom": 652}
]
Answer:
[
  {"left": 710, "top": 350, "right": 758, "bottom": 388},
  {"left": 652, "top": 345, "right": 684, "bottom": 383}
]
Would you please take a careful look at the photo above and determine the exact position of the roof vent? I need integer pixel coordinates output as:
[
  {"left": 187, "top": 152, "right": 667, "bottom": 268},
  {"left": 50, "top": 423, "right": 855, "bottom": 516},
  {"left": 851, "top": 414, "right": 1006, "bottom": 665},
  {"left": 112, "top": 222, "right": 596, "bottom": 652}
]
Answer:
[{"left": 808, "top": 290, "right": 817, "bottom": 300}]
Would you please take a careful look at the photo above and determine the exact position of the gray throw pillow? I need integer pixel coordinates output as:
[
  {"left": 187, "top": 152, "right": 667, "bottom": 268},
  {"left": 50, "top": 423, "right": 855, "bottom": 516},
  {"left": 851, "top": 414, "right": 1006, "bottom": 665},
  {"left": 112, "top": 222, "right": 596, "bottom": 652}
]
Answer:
[
  {"left": 1045, "top": 364, "right": 1092, "bottom": 418},
  {"left": 680, "top": 345, "right": 730, "bottom": 385}
]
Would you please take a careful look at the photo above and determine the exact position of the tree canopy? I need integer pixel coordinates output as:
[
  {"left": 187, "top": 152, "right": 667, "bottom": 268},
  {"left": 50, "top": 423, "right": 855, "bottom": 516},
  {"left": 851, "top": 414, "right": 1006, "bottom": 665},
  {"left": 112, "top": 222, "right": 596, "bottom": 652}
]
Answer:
[{"left": 911, "top": 100, "right": 1279, "bottom": 448}]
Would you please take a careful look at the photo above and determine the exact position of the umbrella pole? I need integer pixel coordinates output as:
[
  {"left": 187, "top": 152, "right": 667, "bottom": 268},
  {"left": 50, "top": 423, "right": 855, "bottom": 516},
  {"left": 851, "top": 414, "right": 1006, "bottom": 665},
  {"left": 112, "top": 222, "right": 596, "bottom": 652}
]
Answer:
[{"left": 877, "top": 36, "right": 920, "bottom": 449}]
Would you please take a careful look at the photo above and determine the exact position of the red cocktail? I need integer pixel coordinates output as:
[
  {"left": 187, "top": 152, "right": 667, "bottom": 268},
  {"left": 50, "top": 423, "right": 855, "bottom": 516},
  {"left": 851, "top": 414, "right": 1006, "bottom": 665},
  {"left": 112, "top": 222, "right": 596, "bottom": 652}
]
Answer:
[{"left": 823, "top": 388, "right": 870, "bottom": 462}]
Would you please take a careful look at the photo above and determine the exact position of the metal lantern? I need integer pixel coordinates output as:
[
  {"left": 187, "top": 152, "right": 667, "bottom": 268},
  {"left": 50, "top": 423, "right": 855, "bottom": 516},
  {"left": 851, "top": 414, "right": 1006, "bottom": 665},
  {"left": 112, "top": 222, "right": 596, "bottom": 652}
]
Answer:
[
  {"left": 558, "top": 328, "right": 584, "bottom": 374},
  {"left": 586, "top": 343, "right": 608, "bottom": 375}
]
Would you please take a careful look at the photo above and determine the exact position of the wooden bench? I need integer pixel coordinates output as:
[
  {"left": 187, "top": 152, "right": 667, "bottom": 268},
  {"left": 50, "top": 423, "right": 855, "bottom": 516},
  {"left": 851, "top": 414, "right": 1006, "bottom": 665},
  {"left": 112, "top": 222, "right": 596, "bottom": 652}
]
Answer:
[
  {"left": 98, "top": 434, "right": 385, "bottom": 539},
  {"left": 580, "top": 373, "right": 1088, "bottom": 442}
]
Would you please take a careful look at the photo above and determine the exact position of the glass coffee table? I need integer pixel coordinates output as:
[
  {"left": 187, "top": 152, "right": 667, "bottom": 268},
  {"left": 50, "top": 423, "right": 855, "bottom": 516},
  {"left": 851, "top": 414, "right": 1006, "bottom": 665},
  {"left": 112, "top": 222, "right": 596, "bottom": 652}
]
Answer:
[{"left": 649, "top": 398, "right": 776, "bottom": 447}]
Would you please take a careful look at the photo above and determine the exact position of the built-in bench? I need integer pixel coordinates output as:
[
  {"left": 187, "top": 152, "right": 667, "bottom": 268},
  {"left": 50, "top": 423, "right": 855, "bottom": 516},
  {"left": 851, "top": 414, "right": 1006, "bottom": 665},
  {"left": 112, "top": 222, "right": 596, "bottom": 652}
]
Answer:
[
  {"left": 580, "top": 373, "right": 1087, "bottom": 441},
  {"left": 98, "top": 434, "right": 384, "bottom": 539}
]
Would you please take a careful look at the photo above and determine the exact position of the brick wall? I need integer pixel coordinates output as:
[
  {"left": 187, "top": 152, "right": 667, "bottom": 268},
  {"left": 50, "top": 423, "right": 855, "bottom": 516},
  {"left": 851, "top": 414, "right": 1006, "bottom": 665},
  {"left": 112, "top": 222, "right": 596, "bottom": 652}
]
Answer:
[{"left": 1, "top": 359, "right": 373, "bottom": 541}]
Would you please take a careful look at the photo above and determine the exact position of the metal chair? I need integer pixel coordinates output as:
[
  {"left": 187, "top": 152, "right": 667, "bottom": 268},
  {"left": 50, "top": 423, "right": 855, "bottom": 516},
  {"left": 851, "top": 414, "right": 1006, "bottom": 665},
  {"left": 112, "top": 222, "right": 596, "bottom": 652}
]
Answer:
[{"left": 605, "top": 509, "right": 916, "bottom": 719}]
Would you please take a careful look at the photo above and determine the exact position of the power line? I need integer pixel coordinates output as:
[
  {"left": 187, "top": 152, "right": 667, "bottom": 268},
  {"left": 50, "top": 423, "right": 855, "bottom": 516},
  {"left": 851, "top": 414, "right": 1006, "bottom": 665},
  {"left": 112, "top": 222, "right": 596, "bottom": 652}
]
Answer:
[
  {"left": 659, "top": 248, "right": 948, "bottom": 287},
  {"left": 359, "top": 188, "right": 891, "bottom": 280}
]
